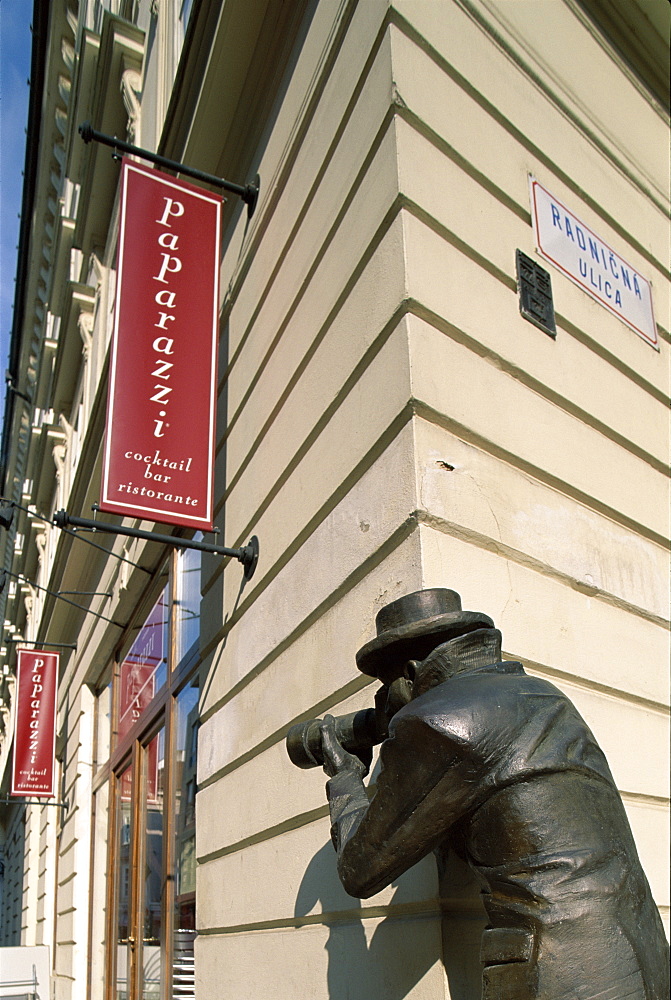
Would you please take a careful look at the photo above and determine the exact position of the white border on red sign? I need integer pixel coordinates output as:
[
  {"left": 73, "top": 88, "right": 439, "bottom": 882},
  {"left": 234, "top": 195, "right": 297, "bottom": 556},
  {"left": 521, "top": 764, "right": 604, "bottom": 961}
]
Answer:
[
  {"left": 101, "top": 160, "right": 222, "bottom": 526},
  {"left": 12, "top": 648, "right": 59, "bottom": 798}
]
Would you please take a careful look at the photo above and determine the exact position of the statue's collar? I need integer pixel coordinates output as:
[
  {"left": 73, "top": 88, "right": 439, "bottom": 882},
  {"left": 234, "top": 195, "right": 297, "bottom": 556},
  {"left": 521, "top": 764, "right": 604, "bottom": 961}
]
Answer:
[{"left": 431, "top": 628, "right": 503, "bottom": 676}]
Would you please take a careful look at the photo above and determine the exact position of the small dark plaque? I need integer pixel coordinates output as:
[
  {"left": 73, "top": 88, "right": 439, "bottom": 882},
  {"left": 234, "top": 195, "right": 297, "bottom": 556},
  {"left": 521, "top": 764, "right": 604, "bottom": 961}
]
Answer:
[{"left": 516, "top": 249, "right": 556, "bottom": 338}]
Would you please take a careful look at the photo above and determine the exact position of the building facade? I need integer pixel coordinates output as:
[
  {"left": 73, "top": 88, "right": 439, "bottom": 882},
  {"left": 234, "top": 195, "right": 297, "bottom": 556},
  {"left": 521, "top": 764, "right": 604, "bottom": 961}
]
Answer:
[{"left": 0, "top": 1, "right": 668, "bottom": 998}]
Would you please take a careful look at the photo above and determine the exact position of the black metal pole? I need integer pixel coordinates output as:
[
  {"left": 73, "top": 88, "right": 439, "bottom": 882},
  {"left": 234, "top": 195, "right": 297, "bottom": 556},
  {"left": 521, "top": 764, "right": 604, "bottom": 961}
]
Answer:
[
  {"left": 1, "top": 498, "right": 151, "bottom": 573},
  {"left": 53, "top": 510, "right": 259, "bottom": 580},
  {"left": 79, "top": 122, "right": 259, "bottom": 217},
  {"left": 4, "top": 637, "right": 77, "bottom": 650},
  {"left": 57, "top": 591, "right": 111, "bottom": 598},
  {"left": 0, "top": 795, "right": 68, "bottom": 808},
  {"left": 0, "top": 568, "right": 123, "bottom": 626}
]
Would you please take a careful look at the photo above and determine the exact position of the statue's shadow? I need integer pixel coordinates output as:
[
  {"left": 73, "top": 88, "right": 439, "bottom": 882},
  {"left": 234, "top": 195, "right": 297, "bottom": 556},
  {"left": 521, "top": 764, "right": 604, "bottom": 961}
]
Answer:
[
  {"left": 295, "top": 843, "right": 487, "bottom": 1000},
  {"left": 294, "top": 843, "right": 436, "bottom": 999}
]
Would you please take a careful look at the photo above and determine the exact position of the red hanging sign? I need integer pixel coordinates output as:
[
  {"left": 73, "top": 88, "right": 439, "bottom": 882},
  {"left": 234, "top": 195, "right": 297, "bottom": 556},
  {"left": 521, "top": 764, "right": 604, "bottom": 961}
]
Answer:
[
  {"left": 12, "top": 649, "right": 59, "bottom": 797},
  {"left": 100, "top": 158, "right": 222, "bottom": 529}
]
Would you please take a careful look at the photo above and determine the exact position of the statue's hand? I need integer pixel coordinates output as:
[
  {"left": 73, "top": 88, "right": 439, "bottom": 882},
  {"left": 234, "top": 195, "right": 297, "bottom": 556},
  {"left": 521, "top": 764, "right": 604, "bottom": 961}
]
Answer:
[{"left": 321, "top": 714, "right": 370, "bottom": 779}]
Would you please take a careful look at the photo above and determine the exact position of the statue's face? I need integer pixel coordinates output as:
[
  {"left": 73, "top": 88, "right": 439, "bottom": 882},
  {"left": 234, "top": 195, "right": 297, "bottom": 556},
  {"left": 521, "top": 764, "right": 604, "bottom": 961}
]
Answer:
[
  {"left": 383, "top": 675, "right": 414, "bottom": 718},
  {"left": 378, "top": 636, "right": 466, "bottom": 712},
  {"left": 378, "top": 654, "right": 436, "bottom": 718},
  {"left": 404, "top": 645, "right": 455, "bottom": 698},
  {"left": 380, "top": 630, "right": 490, "bottom": 707}
]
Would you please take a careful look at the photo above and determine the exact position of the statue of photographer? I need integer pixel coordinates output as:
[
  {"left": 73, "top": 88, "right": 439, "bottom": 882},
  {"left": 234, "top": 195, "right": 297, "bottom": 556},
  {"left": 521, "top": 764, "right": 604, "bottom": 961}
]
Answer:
[{"left": 301, "top": 589, "right": 669, "bottom": 1000}]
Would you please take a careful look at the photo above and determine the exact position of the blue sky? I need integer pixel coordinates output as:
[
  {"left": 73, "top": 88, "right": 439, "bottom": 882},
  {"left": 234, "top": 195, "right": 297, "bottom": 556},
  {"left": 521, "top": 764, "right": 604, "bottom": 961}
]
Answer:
[{"left": 0, "top": 0, "right": 32, "bottom": 431}]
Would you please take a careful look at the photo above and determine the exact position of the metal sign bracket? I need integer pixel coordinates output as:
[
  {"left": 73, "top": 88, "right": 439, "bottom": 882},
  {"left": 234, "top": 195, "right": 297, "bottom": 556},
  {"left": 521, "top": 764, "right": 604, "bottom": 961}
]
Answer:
[
  {"left": 78, "top": 122, "right": 260, "bottom": 218},
  {"left": 1, "top": 795, "right": 68, "bottom": 809},
  {"left": 54, "top": 510, "right": 259, "bottom": 581}
]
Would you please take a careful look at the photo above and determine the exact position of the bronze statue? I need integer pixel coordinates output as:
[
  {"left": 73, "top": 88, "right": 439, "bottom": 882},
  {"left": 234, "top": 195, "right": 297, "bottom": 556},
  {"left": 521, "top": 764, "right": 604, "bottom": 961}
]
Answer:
[{"left": 288, "top": 589, "right": 670, "bottom": 1000}]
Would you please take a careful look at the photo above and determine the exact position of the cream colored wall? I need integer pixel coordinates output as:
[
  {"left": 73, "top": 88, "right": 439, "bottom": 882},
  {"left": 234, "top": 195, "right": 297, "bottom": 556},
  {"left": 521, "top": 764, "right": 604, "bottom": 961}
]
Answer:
[
  {"left": 196, "top": 0, "right": 449, "bottom": 995},
  {"left": 197, "top": 0, "right": 669, "bottom": 997},
  {"left": 393, "top": 0, "right": 669, "bottom": 939},
  {"left": 20, "top": 806, "right": 41, "bottom": 946},
  {"left": 35, "top": 803, "right": 58, "bottom": 953},
  {"left": 53, "top": 686, "right": 95, "bottom": 1000}
]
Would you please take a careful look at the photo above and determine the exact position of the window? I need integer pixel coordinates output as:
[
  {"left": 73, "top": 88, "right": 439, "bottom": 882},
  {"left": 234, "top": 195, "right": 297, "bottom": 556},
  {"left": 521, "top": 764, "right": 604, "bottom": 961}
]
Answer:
[
  {"left": 117, "top": 564, "right": 170, "bottom": 744},
  {"left": 92, "top": 547, "right": 201, "bottom": 1000},
  {"left": 172, "top": 680, "right": 199, "bottom": 970},
  {"left": 179, "top": 0, "right": 194, "bottom": 36}
]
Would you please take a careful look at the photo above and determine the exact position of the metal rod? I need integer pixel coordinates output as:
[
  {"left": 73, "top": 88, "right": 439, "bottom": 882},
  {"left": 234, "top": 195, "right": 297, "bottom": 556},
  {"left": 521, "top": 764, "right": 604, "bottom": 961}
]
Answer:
[
  {"left": 4, "top": 637, "right": 77, "bottom": 650},
  {"left": 1, "top": 795, "right": 68, "bottom": 808},
  {"left": 1, "top": 498, "right": 151, "bottom": 573},
  {"left": 79, "top": 122, "right": 259, "bottom": 217},
  {"left": 0, "top": 568, "right": 123, "bottom": 626},
  {"left": 60, "top": 523, "right": 152, "bottom": 573},
  {"left": 5, "top": 381, "right": 32, "bottom": 404},
  {"left": 58, "top": 591, "right": 111, "bottom": 598},
  {"left": 54, "top": 510, "right": 259, "bottom": 580}
]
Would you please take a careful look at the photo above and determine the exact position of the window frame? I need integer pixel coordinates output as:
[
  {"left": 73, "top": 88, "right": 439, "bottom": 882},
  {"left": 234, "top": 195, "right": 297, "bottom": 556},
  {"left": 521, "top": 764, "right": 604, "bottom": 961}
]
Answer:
[{"left": 91, "top": 547, "right": 201, "bottom": 1000}]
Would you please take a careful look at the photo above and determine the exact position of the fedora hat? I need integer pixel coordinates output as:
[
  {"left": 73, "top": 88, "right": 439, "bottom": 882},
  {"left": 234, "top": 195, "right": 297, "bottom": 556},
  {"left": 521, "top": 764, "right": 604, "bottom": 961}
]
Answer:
[{"left": 356, "top": 588, "right": 493, "bottom": 680}]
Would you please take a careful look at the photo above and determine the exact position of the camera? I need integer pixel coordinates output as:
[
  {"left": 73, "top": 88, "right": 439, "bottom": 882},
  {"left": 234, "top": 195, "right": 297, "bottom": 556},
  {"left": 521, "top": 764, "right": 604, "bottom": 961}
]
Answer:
[{"left": 285, "top": 707, "right": 385, "bottom": 769}]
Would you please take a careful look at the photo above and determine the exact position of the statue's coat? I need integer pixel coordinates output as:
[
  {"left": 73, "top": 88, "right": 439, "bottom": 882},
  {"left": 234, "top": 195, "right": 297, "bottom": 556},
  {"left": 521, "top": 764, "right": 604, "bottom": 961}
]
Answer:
[{"left": 327, "top": 640, "right": 669, "bottom": 1000}]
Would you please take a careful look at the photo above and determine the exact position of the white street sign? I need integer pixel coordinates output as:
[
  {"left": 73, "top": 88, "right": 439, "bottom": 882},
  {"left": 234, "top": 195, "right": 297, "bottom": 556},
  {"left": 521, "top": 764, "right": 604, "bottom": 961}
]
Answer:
[{"left": 529, "top": 178, "right": 657, "bottom": 348}]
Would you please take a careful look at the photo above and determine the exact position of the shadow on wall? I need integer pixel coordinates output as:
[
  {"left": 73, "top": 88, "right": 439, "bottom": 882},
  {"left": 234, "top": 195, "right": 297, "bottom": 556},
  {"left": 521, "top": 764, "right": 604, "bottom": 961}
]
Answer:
[
  {"left": 295, "top": 842, "right": 488, "bottom": 1000},
  {"left": 437, "top": 848, "right": 489, "bottom": 1000}
]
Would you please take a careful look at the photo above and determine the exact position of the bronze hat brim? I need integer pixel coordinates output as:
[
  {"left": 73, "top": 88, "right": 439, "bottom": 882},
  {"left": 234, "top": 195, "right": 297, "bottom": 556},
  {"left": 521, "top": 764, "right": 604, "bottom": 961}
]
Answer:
[{"left": 355, "top": 610, "right": 494, "bottom": 679}]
